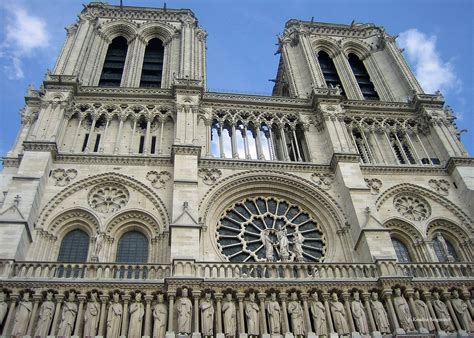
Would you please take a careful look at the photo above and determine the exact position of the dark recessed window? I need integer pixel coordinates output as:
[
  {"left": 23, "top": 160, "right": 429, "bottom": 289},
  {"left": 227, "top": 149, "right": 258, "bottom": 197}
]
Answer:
[
  {"left": 391, "top": 237, "right": 412, "bottom": 263},
  {"left": 318, "top": 51, "right": 344, "bottom": 94},
  {"left": 116, "top": 231, "right": 148, "bottom": 263},
  {"left": 348, "top": 53, "right": 379, "bottom": 100},
  {"left": 57, "top": 229, "right": 90, "bottom": 262},
  {"left": 99, "top": 36, "right": 128, "bottom": 87},
  {"left": 433, "top": 237, "right": 459, "bottom": 262},
  {"left": 140, "top": 38, "right": 164, "bottom": 88}
]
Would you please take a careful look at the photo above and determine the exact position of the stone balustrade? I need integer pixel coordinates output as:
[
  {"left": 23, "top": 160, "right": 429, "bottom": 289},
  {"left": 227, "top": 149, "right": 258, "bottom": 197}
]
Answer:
[{"left": 1, "top": 259, "right": 473, "bottom": 281}]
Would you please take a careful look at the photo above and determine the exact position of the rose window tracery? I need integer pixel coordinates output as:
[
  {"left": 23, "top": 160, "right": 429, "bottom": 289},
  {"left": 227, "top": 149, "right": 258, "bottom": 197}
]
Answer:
[
  {"left": 88, "top": 183, "right": 130, "bottom": 213},
  {"left": 393, "top": 194, "right": 431, "bottom": 221},
  {"left": 216, "top": 197, "right": 326, "bottom": 262}
]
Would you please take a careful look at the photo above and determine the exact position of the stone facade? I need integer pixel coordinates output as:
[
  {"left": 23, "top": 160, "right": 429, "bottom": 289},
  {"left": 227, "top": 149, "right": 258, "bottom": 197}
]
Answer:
[{"left": 0, "top": 2, "right": 473, "bottom": 338}]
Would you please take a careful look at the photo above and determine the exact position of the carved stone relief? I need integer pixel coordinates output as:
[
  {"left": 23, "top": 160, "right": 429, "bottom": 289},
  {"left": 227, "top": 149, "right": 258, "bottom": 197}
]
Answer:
[
  {"left": 146, "top": 170, "right": 172, "bottom": 189},
  {"left": 364, "top": 178, "right": 382, "bottom": 195},
  {"left": 428, "top": 179, "right": 450, "bottom": 196},
  {"left": 198, "top": 168, "right": 222, "bottom": 185},
  {"left": 51, "top": 168, "right": 78, "bottom": 186},
  {"left": 393, "top": 193, "right": 431, "bottom": 221},
  {"left": 310, "top": 173, "right": 334, "bottom": 190},
  {"left": 88, "top": 183, "right": 130, "bottom": 213}
]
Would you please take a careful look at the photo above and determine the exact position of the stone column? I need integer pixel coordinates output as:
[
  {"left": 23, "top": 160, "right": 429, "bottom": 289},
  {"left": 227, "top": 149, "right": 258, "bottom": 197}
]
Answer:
[
  {"left": 362, "top": 293, "right": 377, "bottom": 334},
  {"left": 462, "top": 290, "right": 474, "bottom": 319},
  {"left": 243, "top": 125, "right": 251, "bottom": 159},
  {"left": 383, "top": 290, "right": 404, "bottom": 335},
  {"left": 98, "top": 294, "right": 109, "bottom": 336},
  {"left": 50, "top": 294, "right": 64, "bottom": 335},
  {"left": 74, "top": 294, "right": 86, "bottom": 336},
  {"left": 98, "top": 115, "right": 111, "bottom": 153},
  {"left": 258, "top": 293, "right": 268, "bottom": 335},
  {"left": 121, "top": 295, "right": 131, "bottom": 336},
  {"left": 84, "top": 114, "right": 98, "bottom": 153},
  {"left": 167, "top": 293, "right": 175, "bottom": 333},
  {"left": 279, "top": 292, "right": 290, "bottom": 334},
  {"left": 405, "top": 290, "right": 422, "bottom": 332},
  {"left": 236, "top": 293, "right": 246, "bottom": 336},
  {"left": 26, "top": 294, "right": 42, "bottom": 335},
  {"left": 342, "top": 292, "right": 356, "bottom": 334},
  {"left": 145, "top": 294, "right": 154, "bottom": 336},
  {"left": 231, "top": 125, "right": 239, "bottom": 158},
  {"left": 300, "top": 293, "right": 313, "bottom": 334},
  {"left": 444, "top": 293, "right": 462, "bottom": 332},
  {"left": 255, "top": 126, "right": 264, "bottom": 160},
  {"left": 193, "top": 291, "right": 201, "bottom": 334},
  {"left": 423, "top": 292, "right": 441, "bottom": 333},
  {"left": 3, "top": 294, "right": 19, "bottom": 335},
  {"left": 70, "top": 113, "right": 85, "bottom": 153},
  {"left": 322, "top": 293, "right": 335, "bottom": 334},
  {"left": 129, "top": 117, "right": 137, "bottom": 154},
  {"left": 144, "top": 116, "right": 152, "bottom": 155},
  {"left": 215, "top": 293, "right": 224, "bottom": 336},
  {"left": 113, "top": 115, "right": 125, "bottom": 154}
]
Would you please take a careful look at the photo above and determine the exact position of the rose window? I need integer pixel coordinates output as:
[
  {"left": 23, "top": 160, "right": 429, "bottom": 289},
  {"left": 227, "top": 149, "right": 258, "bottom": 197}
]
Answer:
[
  {"left": 88, "top": 184, "right": 129, "bottom": 213},
  {"left": 393, "top": 194, "right": 431, "bottom": 221},
  {"left": 216, "top": 197, "right": 326, "bottom": 262}
]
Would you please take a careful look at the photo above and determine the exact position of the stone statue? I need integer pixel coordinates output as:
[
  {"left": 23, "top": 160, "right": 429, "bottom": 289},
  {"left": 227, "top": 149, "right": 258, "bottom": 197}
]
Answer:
[
  {"left": 351, "top": 291, "right": 369, "bottom": 335},
  {"left": 436, "top": 232, "right": 449, "bottom": 256},
  {"left": 245, "top": 292, "right": 260, "bottom": 336},
  {"left": 267, "top": 293, "right": 281, "bottom": 334},
  {"left": 262, "top": 230, "right": 275, "bottom": 262},
  {"left": 293, "top": 232, "right": 304, "bottom": 262},
  {"left": 84, "top": 291, "right": 101, "bottom": 336},
  {"left": 330, "top": 292, "right": 349, "bottom": 335},
  {"left": 277, "top": 226, "right": 290, "bottom": 262},
  {"left": 11, "top": 291, "right": 32, "bottom": 336},
  {"left": 58, "top": 292, "right": 78, "bottom": 336},
  {"left": 432, "top": 291, "right": 454, "bottom": 332},
  {"left": 107, "top": 291, "right": 123, "bottom": 338},
  {"left": 92, "top": 232, "right": 105, "bottom": 260},
  {"left": 451, "top": 290, "right": 473, "bottom": 332},
  {"left": 370, "top": 292, "right": 390, "bottom": 334},
  {"left": 392, "top": 288, "right": 415, "bottom": 332},
  {"left": 200, "top": 293, "right": 215, "bottom": 336},
  {"left": 128, "top": 292, "right": 145, "bottom": 338},
  {"left": 0, "top": 291, "right": 8, "bottom": 326},
  {"left": 177, "top": 287, "right": 192, "bottom": 334},
  {"left": 287, "top": 292, "right": 305, "bottom": 336},
  {"left": 153, "top": 294, "right": 168, "bottom": 338},
  {"left": 34, "top": 291, "right": 55, "bottom": 337},
  {"left": 413, "top": 290, "right": 435, "bottom": 332},
  {"left": 222, "top": 293, "right": 236, "bottom": 337},
  {"left": 310, "top": 292, "right": 327, "bottom": 336}
]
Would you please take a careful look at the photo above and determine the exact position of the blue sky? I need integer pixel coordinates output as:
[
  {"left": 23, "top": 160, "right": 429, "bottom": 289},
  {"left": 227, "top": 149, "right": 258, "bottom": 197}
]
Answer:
[{"left": 0, "top": 0, "right": 472, "bottom": 157}]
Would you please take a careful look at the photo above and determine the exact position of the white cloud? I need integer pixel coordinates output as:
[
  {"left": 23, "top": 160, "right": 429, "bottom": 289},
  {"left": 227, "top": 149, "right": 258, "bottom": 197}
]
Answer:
[
  {"left": 0, "top": 4, "right": 50, "bottom": 79},
  {"left": 398, "top": 29, "right": 460, "bottom": 94}
]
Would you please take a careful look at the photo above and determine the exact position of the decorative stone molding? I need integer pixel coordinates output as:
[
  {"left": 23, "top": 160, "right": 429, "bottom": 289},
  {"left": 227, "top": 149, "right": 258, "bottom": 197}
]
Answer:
[
  {"left": 364, "top": 178, "right": 382, "bottom": 195},
  {"left": 51, "top": 168, "right": 78, "bottom": 187},
  {"left": 55, "top": 154, "right": 173, "bottom": 167},
  {"left": 310, "top": 173, "right": 334, "bottom": 190},
  {"left": 22, "top": 141, "right": 58, "bottom": 155},
  {"left": 88, "top": 183, "right": 130, "bottom": 214},
  {"left": 198, "top": 168, "right": 222, "bottom": 186},
  {"left": 428, "top": 179, "right": 450, "bottom": 196},
  {"left": 393, "top": 193, "right": 431, "bottom": 222},
  {"left": 146, "top": 171, "right": 172, "bottom": 189},
  {"left": 199, "top": 158, "right": 330, "bottom": 173},
  {"left": 172, "top": 145, "right": 201, "bottom": 157}
]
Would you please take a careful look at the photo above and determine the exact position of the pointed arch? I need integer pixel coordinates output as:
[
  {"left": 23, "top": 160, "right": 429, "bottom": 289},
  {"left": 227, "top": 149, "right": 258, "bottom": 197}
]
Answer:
[
  {"left": 99, "top": 21, "right": 138, "bottom": 43},
  {"left": 340, "top": 38, "right": 372, "bottom": 60},
  {"left": 137, "top": 22, "right": 177, "bottom": 44},
  {"left": 311, "top": 37, "right": 341, "bottom": 58}
]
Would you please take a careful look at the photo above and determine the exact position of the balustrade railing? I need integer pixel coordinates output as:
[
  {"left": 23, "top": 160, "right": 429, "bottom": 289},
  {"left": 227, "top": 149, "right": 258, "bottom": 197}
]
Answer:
[{"left": 1, "top": 260, "right": 472, "bottom": 282}]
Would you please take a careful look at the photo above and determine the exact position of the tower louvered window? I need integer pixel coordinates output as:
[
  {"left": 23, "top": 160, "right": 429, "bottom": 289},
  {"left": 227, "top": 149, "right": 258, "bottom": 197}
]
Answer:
[
  {"left": 99, "top": 36, "right": 128, "bottom": 87},
  {"left": 348, "top": 53, "right": 379, "bottom": 100},
  {"left": 318, "top": 51, "right": 344, "bottom": 94},
  {"left": 140, "top": 38, "right": 164, "bottom": 88}
]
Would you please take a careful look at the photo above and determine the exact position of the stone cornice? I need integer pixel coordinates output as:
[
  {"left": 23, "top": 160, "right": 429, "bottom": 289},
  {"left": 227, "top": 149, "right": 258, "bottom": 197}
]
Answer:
[
  {"left": 285, "top": 19, "right": 382, "bottom": 39},
  {"left": 330, "top": 153, "right": 360, "bottom": 171},
  {"left": 361, "top": 164, "right": 447, "bottom": 175},
  {"left": 22, "top": 141, "right": 58, "bottom": 156},
  {"left": 342, "top": 100, "right": 412, "bottom": 112},
  {"left": 1, "top": 157, "right": 20, "bottom": 168},
  {"left": 445, "top": 157, "right": 474, "bottom": 175},
  {"left": 55, "top": 153, "right": 173, "bottom": 167},
  {"left": 78, "top": 86, "right": 173, "bottom": 99},
  {"left": 199, "top": 158, "right": 330, "bottom": 173},
  {"left": 172, "top": 145, "right": 202, "bottom": 157},
  {"left": 202, "top": 92, "right": 310, "bottom": 109}
]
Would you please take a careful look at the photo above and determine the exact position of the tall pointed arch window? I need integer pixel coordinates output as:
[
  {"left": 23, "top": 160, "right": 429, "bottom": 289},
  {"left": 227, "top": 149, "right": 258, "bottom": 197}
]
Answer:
[
  {"left": 57, "top": 229, "right": 90, "bottom": 262},
  {"left": 317, "top": 51, "right": 344, "bottom": 94},
  {"left": 391, "top": 237, "right": 412, "bottom": 263},
  {"left": 99, "top": 36, "right": 128, "bottom": 87},
  {"left": 140, "top": 38, "right": 164, "bottom": 88},
  {"left": 348, "top": 53, "right": 379, "bottom": 100},
  {"left": 389, "top": 131, "right": 416, "bottom": 165},
  {"left": 116, "top": 231, "right": 149, "bottom": 263}
]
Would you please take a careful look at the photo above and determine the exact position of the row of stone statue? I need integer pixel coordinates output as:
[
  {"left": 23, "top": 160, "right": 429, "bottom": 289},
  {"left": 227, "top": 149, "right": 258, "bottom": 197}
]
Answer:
[{"left": 0, "top": 287, "right": 473, "bottom": 337}]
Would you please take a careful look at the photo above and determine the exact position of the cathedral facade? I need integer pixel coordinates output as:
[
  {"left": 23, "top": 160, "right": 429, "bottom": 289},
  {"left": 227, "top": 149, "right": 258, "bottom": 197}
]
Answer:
[{"left": 0, "top": 2, "right": 473, "bottom": 337}]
